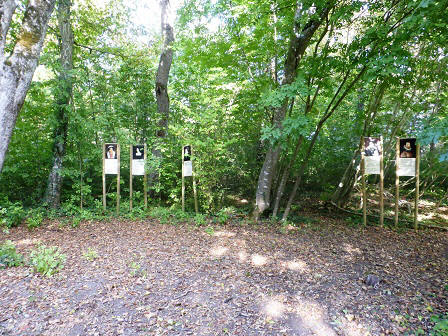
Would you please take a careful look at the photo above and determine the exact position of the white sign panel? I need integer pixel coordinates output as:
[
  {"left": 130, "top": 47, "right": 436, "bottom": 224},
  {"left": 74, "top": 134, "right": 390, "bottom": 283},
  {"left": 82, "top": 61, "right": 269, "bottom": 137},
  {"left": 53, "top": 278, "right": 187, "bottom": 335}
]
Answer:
[
  {"left": 132, "top": 160, "right": 145, "bottom": 175},
  {"left": 105, "top": 144, "right": 118, "bottom": 175},
  {"left": 365, "top": 157, "right": 380, "bottom": 175},
  {"left": 398, "top": 158, "right": 416, "bottom": 177},
  {"left": 184, "top": 161, "right": 192, "bottom": 177},
  {"left": 132, "top": 145, "right": 145, "bottom": 176}
]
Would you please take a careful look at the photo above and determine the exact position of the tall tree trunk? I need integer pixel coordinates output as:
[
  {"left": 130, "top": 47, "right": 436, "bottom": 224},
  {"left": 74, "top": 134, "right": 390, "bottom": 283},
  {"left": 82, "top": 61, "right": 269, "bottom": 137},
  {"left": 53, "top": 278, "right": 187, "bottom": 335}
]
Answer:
[
  {"left": 149, "top": 0, "right": 174, "bottom": 194},
  {"left": 44, "top": 0, "right": 74, "bottom": 207},
  {"left": 0, "top": 0, "right": 57, "bottom": 172},
  {"left": 253, "top": 3, "right": 332, "bottom": 221}
]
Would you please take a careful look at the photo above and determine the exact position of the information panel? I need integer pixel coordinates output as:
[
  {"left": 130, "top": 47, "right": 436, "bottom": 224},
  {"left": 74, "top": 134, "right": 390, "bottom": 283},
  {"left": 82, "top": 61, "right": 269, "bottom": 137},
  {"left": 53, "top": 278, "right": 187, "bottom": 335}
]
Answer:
[
  {"left": 105, "top": 143, "right": 118, "bottom": 175},
  {"left": 183, "top": 145, "right": 192, "bottom": 177},
  {"left": 397, "top": 138, "right": 417, "bottom": 177},
  {"left": 364, "top": 137, "right": 382, "bottom": 175},
  {"left": 132, "top": 145, "right": 145, "bottom": 176}
]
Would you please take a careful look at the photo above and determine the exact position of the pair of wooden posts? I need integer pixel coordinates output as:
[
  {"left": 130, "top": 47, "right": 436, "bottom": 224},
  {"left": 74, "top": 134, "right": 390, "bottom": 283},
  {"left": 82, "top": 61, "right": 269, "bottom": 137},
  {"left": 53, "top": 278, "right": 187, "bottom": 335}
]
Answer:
[
  {"left": 102, "top": 144, "right": 148, "bottom": 213},
  {"left": 102, "top": 144, "right": 198, "bottom": 214},
  {"left": 361, "top": 137, "right": 420, "bottom": 229}
]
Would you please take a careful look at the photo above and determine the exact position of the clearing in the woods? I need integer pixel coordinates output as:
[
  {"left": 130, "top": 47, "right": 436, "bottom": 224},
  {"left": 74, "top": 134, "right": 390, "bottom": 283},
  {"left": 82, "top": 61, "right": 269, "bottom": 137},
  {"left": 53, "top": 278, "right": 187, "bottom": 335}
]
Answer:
[{"left": 1, "top": 215, "right": 447, "bottom": 336}]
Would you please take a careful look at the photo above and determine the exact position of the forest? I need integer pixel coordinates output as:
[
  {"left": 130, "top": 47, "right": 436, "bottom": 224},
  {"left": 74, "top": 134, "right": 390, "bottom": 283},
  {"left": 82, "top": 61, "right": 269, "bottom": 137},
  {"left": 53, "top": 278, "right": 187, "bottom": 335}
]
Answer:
[{"left": 0, "top": 0, "right": 447, "bottom": 335}]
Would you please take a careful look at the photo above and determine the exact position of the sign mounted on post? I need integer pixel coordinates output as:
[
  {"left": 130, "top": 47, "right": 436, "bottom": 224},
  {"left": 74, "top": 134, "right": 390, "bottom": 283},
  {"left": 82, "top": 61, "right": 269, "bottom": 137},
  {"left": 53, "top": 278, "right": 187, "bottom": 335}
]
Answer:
[
  {"left": 182, "top": 145, "right": 198, "bottom": 213},
  {"left": 183, "top": 145, "right": 192, "bottom": 177},
  {"left": 132, "top": 145, "right": 145, "bottom": 176},
  {"left": 105, "top": 144, "right": 118, "bottom": 174},
  {"left": 102, "top": 143, "right": 120, "bottom": 214},
  {"left": 397, "top": 138, "right": 416, "bottom": 176},
  {"left": 363, "top": 137, "right": 382, "bottom": 175},
  {"left": 129, "top": 144, "right": 147, "bottom": 210}
]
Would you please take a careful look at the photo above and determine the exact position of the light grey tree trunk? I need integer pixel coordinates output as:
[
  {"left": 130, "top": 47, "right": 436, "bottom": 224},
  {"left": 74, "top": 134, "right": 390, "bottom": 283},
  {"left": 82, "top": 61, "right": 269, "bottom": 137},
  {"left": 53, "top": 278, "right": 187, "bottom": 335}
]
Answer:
[
  {"left": 0, "top": 0, "right": 56, "bottom": 172},
  {"left": 149, "top": 0, "right": 174, "bottom": 194},
  {"left": 44, "top": 0, "right": 74, "bottom": 207},
  {"left": 253, "top": 3, "right": 332, "bottom": 221}
]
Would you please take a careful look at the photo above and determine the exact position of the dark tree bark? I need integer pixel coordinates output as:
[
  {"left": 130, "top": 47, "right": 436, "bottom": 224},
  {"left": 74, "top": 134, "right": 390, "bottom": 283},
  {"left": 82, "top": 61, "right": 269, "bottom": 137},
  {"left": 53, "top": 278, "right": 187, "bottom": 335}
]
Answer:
[
  {"left": 149, "top": 0, "right": 174, "bottom": 193},
  {"left": 44, "top": 0, "right": 74, "bottom": 207},
  {"left": 253, "top": 3, "right": 332, "bottom": 221},
  {"left": 0, "top": 0, "right": 57, "bottom": 172}
]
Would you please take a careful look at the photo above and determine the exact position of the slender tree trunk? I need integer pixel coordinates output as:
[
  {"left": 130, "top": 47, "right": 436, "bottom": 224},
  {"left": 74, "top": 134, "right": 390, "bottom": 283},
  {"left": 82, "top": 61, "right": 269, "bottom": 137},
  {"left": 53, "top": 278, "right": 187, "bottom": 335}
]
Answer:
[
  {"left": 0, "top": 0, "right": 57, "bottom": 172},
  {"left": 44, "top": 0, "right": 74, "bottom": 207},
  {"left": 331, "top": 82, "right": 386, "bottom": 207},
  {"left": 253, "top": 3, "right": 332, "bottom": 220},
  {"left": 149, "top": 0, "right": 174, "bottom": 193}
]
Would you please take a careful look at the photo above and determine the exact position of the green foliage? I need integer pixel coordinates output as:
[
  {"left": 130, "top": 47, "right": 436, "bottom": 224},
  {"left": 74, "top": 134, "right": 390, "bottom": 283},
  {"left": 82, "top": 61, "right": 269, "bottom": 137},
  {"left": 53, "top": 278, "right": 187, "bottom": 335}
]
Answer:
[
  {"left": 0, "top": 198, "right": 26, "bottom": 228},
  {"left": 215, "top": 206, "right": 236, "bottom": 224},
  {"left": 0, "top": 240, "right": 23, "bottom": 268},
  {"left": 29, "top": 245, "right": 66, "bottom": 277},
  {"left": 148, "top": 207, "right": 172, "bottom": 224},
  {"left": 25, "top": 207, "right": 45, "bottom": 229},
  {"left": 193, "top": 213, "right": 207, "bottom": 226},
  {"left": 204, "top": 226, "right": 215, "bottom": 236},
  {"left": 82, "top": 248, "right": 98, "bottom": 262},
  {"left": 431, "top": 313, "right": 448, "bottom": 335}
]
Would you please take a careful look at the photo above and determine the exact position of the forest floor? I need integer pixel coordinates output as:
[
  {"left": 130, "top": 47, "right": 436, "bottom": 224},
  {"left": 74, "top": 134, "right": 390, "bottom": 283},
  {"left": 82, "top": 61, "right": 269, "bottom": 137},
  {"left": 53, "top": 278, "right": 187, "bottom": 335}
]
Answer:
[{"left": 0, "top": 213, "right": 447, "bottom": 336}]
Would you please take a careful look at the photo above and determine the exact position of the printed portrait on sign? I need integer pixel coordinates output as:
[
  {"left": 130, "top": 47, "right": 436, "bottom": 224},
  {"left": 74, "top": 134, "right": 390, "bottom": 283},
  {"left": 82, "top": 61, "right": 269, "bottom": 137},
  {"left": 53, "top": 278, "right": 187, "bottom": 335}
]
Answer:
[
  {"left": 105, "top": 144, "right": 117, "bottom": 159},
  {"left": 399, "top": 138, "right": 416, "bottom": 158},
  {"left": 364, "top": 137, "right": 381, "bottom": 157},
  {"left": 132, "top": 145, "right": 144, "bottom": 160},
  {"left": 183, "top": 145, "right": 191, "bottom": 161}
]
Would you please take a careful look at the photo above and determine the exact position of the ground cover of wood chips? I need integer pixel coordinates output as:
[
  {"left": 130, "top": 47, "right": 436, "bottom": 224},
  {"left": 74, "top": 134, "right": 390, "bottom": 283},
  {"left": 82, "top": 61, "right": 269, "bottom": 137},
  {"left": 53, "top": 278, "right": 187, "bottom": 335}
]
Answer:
[{"left": 1, "top": 215, "right": 447, "bottom": 336}]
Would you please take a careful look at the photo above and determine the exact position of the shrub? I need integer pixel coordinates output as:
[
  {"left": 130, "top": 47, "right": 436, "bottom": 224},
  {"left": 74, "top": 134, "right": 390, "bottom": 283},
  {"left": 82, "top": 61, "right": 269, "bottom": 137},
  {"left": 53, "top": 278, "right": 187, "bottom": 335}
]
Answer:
[
  {"left": 29, "top": 245, "right": 66, "bottom": 277},
  {"left": 0, "top": 200, "right": 26, "bottom": 228},
  {"left": 26, "top": 207, "right": 45, "bottom": 229},
  {"left": 194, "top": 213, "right": 207, "bottom": 226},
  {"left": 0, "top": 240, "right": 23, "bottom": 268},
  {"left": 431, "top": 313, "right": 448, "bottom": 335}
]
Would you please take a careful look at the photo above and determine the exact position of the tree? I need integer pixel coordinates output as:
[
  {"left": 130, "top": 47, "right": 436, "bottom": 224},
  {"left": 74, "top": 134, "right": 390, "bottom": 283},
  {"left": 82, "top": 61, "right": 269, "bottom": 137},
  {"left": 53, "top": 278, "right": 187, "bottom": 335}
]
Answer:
[
  {"left": 0, "top": 0, "right": 57, "bottom": 172},
  {"left": 44, "top": 0, "right": 74, "bottom": 207},
  {"left": 149, "top": 0, "right": 175, "bottom": 193}
]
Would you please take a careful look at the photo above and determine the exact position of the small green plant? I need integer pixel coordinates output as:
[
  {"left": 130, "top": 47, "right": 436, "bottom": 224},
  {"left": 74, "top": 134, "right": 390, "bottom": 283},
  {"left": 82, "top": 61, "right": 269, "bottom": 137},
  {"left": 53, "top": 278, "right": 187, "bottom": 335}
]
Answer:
[
  {"left": 82, "top": 248, "right": 98, "bottom": 261},
  {"left": 0, "top": 200, "right": 26, "bottom": 228},
  {"left": 204, "top": 226, "right": 215, "bottom": 235},
  {"left": 215, "top": 207, "right": 236, "bottom": 224},
  {"left": 194, "top": 213, "right": 207, "bottom": 226},
  {"left": 26, "top": 208, "right": 45, "bottom": 229},
  {"left": 0, "top": 240, "right": 23, "bottom": 268},
  {"left": 29, "top": 245, "right": 66, "bottom": 277},
  {"left": 431, "top": 313, "right": 448, "bottom": 335},
  {"left": 148, "top": 207, "right": 171, "bottom": 224},
  {"left": 129, "top": 261, "right": 146, "bottom": 277}
]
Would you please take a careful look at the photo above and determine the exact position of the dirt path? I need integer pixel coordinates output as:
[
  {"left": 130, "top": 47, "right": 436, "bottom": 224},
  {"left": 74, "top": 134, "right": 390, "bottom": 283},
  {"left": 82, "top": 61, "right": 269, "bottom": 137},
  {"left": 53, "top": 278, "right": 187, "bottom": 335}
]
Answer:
[{"left": 1, "top": 216, "right": 447, "bottom": 335}]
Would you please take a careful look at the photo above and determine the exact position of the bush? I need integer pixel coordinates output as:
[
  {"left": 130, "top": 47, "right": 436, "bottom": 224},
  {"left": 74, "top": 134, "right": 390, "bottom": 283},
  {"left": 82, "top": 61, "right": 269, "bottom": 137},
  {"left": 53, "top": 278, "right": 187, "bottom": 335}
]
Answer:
[
  {"left": 25, "top": 207, "right": 45, "bottom": 229},
  {"left": 0, "top": 240, "right": 23, "bottom": 268},
  {"left": 29, "top": 245, "right": 66, "bottom": 277},
  {"left": 0, "top": 199, "right": 26, "bottom": 228},
  {"left": 431, "top": 313, "right": 448, "bottom": 335}
]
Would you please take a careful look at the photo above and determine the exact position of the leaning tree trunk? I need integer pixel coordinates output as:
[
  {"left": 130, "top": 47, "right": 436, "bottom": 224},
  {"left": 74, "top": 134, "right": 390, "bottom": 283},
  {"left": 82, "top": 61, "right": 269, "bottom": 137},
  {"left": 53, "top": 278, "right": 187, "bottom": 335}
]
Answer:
[
  {"left": 149, "top": 0, "right": 174, "bottom": 194},
  {"left": 0, "top": 0, "right": 57, "bottom": 172},
  {"left": 44, "top": 0, "right": 74, "bottom": 207},
  {"left": 331, "top": 82, "right": 386, "bottom": 207},
  {"left": 253, "top": 3, "right": 332, "bottom": 221}
]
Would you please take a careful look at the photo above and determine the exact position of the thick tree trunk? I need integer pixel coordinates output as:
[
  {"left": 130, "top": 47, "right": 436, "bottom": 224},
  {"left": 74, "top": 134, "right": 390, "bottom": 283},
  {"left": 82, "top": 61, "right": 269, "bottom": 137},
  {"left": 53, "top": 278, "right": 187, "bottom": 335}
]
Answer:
[
  {"left": 149, "top": 0, "right": 174, "bottom": 193},
  {"left": 44, "top": 0, "right": 73, "bottom": 207},
  {"left": 253, "top": 3, "right": 331, "bottom": 220},
  {"left": 0, "top": 0, "right": 56, "bottom": 172}
]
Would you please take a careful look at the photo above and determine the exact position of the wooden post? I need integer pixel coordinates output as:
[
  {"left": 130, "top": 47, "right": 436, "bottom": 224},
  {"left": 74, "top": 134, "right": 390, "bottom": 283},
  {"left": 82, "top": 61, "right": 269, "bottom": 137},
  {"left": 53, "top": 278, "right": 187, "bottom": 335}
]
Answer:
[
  {"left": 414, "top": 143, "right": 420, "bottom": 230},
  {"left": 182, "top": 145, "right": 185, "bottom": 212},
  {"left": 192, "top": 146, "right": 198, "bottom": 214},
  {"left": 144, "top": 144, "right": 148, "bottom": 209},
  {"left": 361, "top": 138, "right": 367, "bottom": 226},
  {"left": 130, "top": 145, "right": 133, "bottom": 211},
  {"left": 395, "top": 138, "right": 400, "bottom": 227},
  {"left": 117, "top": 144, "right": 120, "bottom": 215},
  {"left": 102, "top": 144, "right": 106, "bottom": 211},
  {"left": 379, "top": 136, "right": 384, "bottom": 227}
]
